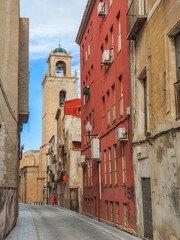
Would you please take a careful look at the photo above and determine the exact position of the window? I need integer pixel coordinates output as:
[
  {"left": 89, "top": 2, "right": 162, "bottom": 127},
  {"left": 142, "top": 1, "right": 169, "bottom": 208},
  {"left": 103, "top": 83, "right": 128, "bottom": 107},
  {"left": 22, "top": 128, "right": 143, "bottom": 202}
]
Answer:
[
  {"left": 138, "top": 68, "right": 147, "bottom": 134},
  {"left": 143, "top": 77, "right": 147, "bottom": 134},
  {"left": 60, "top": 91, "right": 66, "bottom": 107},
  {"left": 114, "top": 145, "right": 118, "bottom": 185},
  {"left": 56, "top": 61, "right": 66, "bottom": 77},
  {"left": 116, "top": 202, "right": 120, "bottom": 224},
  {"left": 110, "top": 26, "right": 114, "bottom": 61},
  {"left": 119, "top": 76, "right": 123, "bottom": 115},
  {"left": 104, "top": 150, "right": 107, "bottom": 185},
  {"left": 90, "top": 160, "right": 92, "bottom": 186},
  {"left": 105, "top": 35, "right": 109, "bottom": 50},
  {"left": 90, "top": 22, "right": 93, "bottom": 39},
  {"left": 105, "top": 201, "right": 108, "bottom": 220},
  {"left": 121, "top": 143, "right": 126, "bottom": 184},
  {"left": 112, "top": 85, "right": 116, "bottom": 121},
  {"left": 82, "top": 44, "right": 85, "bottom": 67},
  {"left": 124, "top": 203, "right": 128, "bottom": 227},
  {"left": 91, "top": 199, "right": 93, "bottom": 215},
  {"left": 110, "top": 201, "right": 113, "bottom": 222},
  {"left": 88, "top": 31, "right": 90, "bottom": 56},
  {"left": 117, "top": 13, "right": 121, "bottom": 52},
  {"left": 174, "top": 32, "right": 180, "bottom": 120},
  {"left": 85, "top": 37, "right": 88, "bottom": 61},
  {"left": 88, "top": 198, "right": 91, "bottom": 213},
  {"left": 107, "top": 91, "right": 110, "bottom": 125},
  {"left": 88, "top": 161, "right": 90, "bottom": 186},
  {"left": 109, "top": 147, "right": 112, "bottom": 185},
  {"left": 110, "top": 0, "right": 112, "bottom": 7}
]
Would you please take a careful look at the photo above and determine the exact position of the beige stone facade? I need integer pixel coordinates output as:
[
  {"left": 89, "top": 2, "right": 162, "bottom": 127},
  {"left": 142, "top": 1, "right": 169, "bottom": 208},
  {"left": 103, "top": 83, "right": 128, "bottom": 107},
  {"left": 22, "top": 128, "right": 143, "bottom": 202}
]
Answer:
[
  {"left": 55, "top": 108, "right": 82, "bottom": 212},
  {"left": 128, "top": 0, "right": 180, "bottom": 239},
  {"left": 19, "top": 151, "right": 40, "bottom": 204},
  {"left": 0, "top": 0, "right": 29, "bottom": 238},
  {"left": 39, "top": 47, "right": 78, "bottom": 204}
]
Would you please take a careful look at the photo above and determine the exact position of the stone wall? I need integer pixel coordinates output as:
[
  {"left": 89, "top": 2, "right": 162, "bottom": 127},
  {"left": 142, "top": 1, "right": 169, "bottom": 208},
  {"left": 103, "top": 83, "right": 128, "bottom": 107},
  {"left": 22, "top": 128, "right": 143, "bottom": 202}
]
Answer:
[{"left": 0, "top": 188, "right": 17, "bottom": 240}]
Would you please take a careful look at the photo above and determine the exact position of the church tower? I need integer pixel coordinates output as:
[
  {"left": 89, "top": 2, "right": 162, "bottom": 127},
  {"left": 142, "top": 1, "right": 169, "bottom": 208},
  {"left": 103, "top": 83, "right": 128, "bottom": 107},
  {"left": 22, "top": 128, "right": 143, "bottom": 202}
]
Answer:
[{"left": 39, "top": 46, "right": 78, "bottom": 203}]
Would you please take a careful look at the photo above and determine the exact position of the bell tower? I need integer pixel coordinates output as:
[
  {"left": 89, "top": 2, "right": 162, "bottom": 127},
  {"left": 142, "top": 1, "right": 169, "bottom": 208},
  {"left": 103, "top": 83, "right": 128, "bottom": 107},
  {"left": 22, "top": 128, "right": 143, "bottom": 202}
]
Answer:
[{"left": 39, "top": 46, "right": 78, "bottom": 202}]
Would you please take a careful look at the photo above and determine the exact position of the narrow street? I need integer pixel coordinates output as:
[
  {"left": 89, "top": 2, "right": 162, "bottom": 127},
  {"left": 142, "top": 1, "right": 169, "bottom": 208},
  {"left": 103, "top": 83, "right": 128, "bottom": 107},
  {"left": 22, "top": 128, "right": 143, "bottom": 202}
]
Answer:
[{"left": 6, "top": 204, "right": 140, "bottom": 240}]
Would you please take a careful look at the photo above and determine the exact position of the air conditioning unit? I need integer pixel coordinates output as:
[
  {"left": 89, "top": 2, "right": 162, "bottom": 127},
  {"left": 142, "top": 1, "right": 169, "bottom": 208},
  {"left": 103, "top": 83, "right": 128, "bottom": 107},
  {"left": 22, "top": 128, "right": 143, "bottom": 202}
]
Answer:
[
  {"left": 97, "top": 2, "right": 106, "bottom": 17},
  {"left": 102, "top": 50, "right": 112, "bottom": 65},
  {"left": 91, "top": 138, "right": 100, "bottom": 161},
  {"left": 81, "top": 155, "right": 87, "bottom": 165},
  {"left": 116, "top": 128, "right": 128, "bottom": 141}
]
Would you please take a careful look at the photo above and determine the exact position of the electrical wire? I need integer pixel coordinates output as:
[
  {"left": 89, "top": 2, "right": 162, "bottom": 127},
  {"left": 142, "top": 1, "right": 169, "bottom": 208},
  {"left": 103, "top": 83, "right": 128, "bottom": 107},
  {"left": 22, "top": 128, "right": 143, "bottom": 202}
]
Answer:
[
  {"left": 0, "top": 109, "right": 17, "bottom": 148},
  {"left": 0, "top": 78, "right": 18, "bottom": 124},
  {"left": 132, "top": 126, "right": 180, "bottom": 146}
]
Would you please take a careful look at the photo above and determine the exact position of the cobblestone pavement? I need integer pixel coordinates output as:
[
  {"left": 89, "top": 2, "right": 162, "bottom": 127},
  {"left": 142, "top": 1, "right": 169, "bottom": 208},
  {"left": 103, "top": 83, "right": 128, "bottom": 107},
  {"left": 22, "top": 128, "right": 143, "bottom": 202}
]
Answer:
[{"left": 6, "top": 204, "right": 141, "bottom": 240}]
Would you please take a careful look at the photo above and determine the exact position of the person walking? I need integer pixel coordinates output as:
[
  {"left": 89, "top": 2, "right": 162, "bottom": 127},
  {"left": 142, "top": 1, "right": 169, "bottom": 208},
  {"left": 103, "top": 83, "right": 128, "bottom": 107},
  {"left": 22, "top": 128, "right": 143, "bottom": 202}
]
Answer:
[{"left": 51, "top": 194, "right": 55, "bottom": 207}]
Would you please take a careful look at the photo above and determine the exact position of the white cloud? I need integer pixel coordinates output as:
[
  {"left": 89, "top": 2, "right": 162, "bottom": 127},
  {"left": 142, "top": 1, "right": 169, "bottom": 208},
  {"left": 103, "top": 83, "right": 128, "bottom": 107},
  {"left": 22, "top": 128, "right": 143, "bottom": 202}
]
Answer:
[{"left": 20, "top": 0, "right": 87, "bottom": 60}]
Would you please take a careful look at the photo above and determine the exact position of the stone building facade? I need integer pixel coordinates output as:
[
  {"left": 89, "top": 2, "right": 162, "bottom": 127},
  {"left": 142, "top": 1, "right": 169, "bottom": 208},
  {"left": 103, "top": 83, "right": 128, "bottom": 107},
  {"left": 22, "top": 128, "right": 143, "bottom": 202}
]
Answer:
[
  {"left": 127, "top": 0, "right": 180, "bottom": 239},
  {"left": 39, "top": 46, "right": 78, "bottom": 204},
  {"left": 55, "top": 99, "right": 82, "bottom": 212},
  {"left": 19, "top": 151, "right": 40, "bottom": 204},
  {"left": 0, "top": 0, "right": 29, "bottom": 239}
]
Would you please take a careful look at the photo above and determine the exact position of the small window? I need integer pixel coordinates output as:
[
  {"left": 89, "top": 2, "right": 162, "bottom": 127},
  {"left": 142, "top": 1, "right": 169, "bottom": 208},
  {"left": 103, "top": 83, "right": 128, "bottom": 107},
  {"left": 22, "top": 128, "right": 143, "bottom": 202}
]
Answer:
[
  {"left": 119, "top": 75, "right": 123, "bottom": 116},
  {"left": 109, "top": 147, "right": 112, "bottom": 185},
  {"left": 117, "top": 12, "right": 121, "bottom": 52},
  {"left": 110, "top": 201, "right": 113, "bottom": 222},
  {"left": 116, "top": 202, "right": 120, "bottom": 224},
  {"left": 60, "top": 91, "right": 66, "bottom": 107},
  {"left": 104, "top": 150, "right": 107, "bottom": 185},
  {"left": 121, "top": 143, "right": 126, "bottom": 184},
  {"left": 105, "top": 201, "right": 108, "bottom": 220},
  {"left": 90, "top": 22, "right": 93, "bottom": 40},
  {"left": 124, "top": 203, "right": 128, "bottom": 227},
  {"left": 114, "top": 145, "right": 118, "bottom": 185}
]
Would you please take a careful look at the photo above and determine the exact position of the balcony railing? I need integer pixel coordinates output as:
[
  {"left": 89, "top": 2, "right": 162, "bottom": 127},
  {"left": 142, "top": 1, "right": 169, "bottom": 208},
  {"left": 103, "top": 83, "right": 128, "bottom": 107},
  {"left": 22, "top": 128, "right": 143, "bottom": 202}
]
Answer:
[{"left": 127, "top": 0, "right": 147, "bottom": 40}]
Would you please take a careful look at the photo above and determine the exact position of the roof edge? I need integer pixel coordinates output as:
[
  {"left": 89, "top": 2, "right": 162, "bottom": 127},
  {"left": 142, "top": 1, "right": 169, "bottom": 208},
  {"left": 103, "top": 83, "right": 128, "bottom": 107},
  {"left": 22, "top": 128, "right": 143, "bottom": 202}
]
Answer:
[{"left": 75, "top": 0, "right": 96, "bottom": 45}]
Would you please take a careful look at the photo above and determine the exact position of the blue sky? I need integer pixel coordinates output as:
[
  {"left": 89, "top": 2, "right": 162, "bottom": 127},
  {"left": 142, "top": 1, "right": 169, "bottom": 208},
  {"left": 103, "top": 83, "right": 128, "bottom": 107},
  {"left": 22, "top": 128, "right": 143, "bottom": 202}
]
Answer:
[{"left": 20, "top": 0, "right": 86, "bottom": 152}]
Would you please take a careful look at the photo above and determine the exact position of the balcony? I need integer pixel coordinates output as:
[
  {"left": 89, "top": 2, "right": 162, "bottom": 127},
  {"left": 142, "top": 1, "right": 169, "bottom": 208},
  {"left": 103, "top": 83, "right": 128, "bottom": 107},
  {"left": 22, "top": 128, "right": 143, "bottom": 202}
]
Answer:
[{"left": 127, "top": 0, "right": 147, "bottom": 40}]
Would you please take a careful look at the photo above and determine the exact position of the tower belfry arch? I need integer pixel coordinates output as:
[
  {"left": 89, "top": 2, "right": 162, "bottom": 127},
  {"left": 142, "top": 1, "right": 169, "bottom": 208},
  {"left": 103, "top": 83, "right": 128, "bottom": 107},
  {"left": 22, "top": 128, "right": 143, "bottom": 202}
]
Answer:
[{"left": 39, "top": 46, "right": 78, "bottom": 204}]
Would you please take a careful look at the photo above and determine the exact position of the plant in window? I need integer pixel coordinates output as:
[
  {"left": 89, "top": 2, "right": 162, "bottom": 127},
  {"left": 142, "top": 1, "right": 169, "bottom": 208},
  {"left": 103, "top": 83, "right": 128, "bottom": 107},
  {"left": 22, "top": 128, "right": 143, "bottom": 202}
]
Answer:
[{"left": 83, "top": 85, "right": 90, "bottom": 98}]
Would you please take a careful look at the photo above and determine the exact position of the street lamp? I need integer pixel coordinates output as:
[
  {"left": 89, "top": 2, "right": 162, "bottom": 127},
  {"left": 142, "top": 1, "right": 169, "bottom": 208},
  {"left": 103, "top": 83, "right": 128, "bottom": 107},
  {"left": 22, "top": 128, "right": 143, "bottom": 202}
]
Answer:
[{"left": 85, "top": 122, "right": 98, "bottom": 138}]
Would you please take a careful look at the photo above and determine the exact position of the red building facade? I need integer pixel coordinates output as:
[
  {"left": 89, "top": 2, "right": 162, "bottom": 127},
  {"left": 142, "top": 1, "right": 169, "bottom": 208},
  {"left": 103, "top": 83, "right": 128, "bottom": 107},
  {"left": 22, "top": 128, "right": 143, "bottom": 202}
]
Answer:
[{"left": 76, "top": 0, "right": 135, "bottom": 233}]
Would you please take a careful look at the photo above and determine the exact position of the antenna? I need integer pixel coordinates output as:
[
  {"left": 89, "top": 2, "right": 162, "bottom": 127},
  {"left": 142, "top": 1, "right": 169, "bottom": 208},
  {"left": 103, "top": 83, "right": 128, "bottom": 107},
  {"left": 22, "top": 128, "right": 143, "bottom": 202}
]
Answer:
[{"left": 58, "top": 35, "right": 61, "bottom": 48}]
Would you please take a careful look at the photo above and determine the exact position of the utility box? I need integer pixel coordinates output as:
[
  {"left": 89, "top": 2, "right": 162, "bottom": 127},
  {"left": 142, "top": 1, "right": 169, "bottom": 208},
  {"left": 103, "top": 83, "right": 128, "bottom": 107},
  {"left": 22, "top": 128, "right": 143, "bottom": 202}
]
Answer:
[
  {"left": 102, "top": 50, "right": 111, "bottom": 64},
  {"left": 81, "top": 155, "right": 87, "bottom": 165},
  {"left": 116, "top": 128, "right": 128, "bottom": 141},
  {"left": 97, "top": 2, "right": 106, "bottom": 17},
  {"left": 91, "top": 138, "right": 100, "bottom": 161}
]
